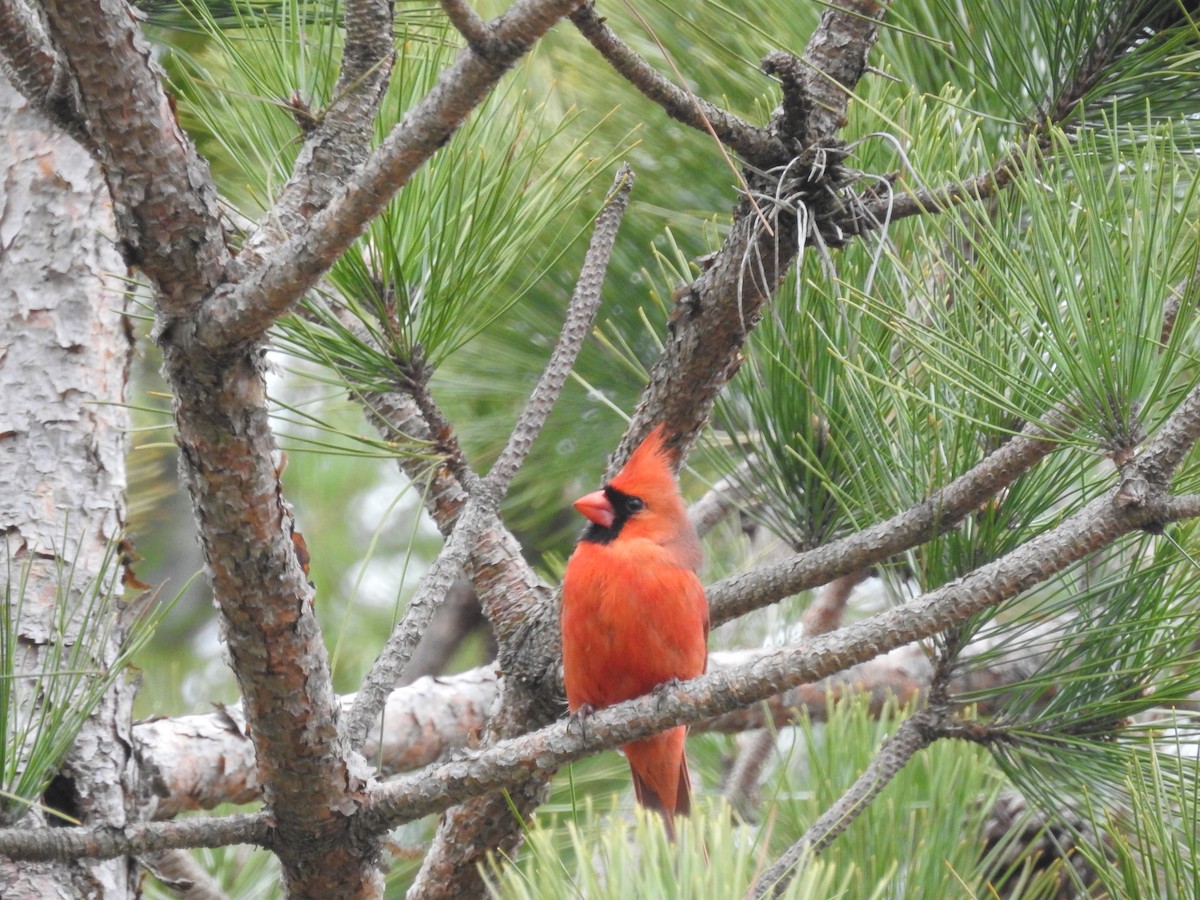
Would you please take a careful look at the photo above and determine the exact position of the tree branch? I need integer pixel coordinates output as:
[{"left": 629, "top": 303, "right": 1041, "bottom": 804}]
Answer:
[
  {"left": 752, "top": 709, "right": 940, "bottom": 898},
  {"left": 362, "top": 387, "right": 557, "bottom": 694},
  {"left": 0, "top": 813, "right": 271, "bottom": 864},
  {"left": 132, "top": 617, "right": 1079, "bottom": 825},
  {"left": 1160, "top": 250, "right": 1200, "bottom": 345},
  {"left": 398, "top": 575, "right": 489, "bottom": 686},
  {"left": 568, "top": 2, "right": 782, "bottom": 166},
  {"left": 441, "top": 0, "right": 491, "bottom": 47},
  {"left": 838, "top": 4, "right": 1180, "bottom": 242},
  {"left": 199, "top": 0, "right": 588, "bottom": 352},
  {"left": 3, "top": 610, "right": 1089, "bottom": 864},
  {"left": 618, "top": 0, "right": 891, "bottom": 463},
  {"left": 139, "top": 848, "right": 233, "bottom": 900},
  {"left": 243, "top": 0, "right": 397, "bottom": 261},
  {"left": 0, "top": 0, "right": 89, "bottom": 147},
  {"left": 136, "top": 670, "right": 499, "bottom": 819},
  {"left": 845, "top": 150, "right": 1024, "bottom": 237},
  {"left": 160, "top": 354, "right": 353, "bottom": 895},
  {"left": 485, "top": 165, "right": 634, "bottom": 497},
  {"left": 40, "top": 0, "right": 230, "bottom": 315},
  {"left": 690, "top": 463, "right": 750, "bottom": 538},
  {"left": 1129, "top": 382, "right": 1200, "bottom": 486},
  {"left": 707, "top": 408, "right": 1069, "bottom": 623}
]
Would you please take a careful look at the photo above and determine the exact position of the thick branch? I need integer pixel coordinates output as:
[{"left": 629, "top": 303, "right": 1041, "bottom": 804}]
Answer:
[
  {"left": 619, "top": 0, "right": 890, "bottom": 463},
  {"left": 787, "top": 0, "right": 889, "bottom": 147},
  {"left": 160, "top": 333, "right": 358, "bottom": 897},
  {"left": 40, "top": 0, "right": 230, "bottom": 315},
  {"left": 7, "top": 611, "right": 1093, "bottom": 853},
  {"left": 136, "top": 671, "right": 498, "bottom": 819},
  {"left": 132, "top": 621, "right": 1075, "bottom": 823}
]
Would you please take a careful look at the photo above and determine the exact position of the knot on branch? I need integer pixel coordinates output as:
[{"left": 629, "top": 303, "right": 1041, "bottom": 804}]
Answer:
[
  {"left": 1114, "top": 474, "right": 1150, "bottom": 510},
  {"left": 761, "top": 51, "right": 810, "bottom": 145},
  {"left": 743, "top": 140, "right": 854, "bottom": 249}
]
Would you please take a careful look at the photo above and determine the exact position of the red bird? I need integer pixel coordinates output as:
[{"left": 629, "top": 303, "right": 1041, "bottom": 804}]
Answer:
[{"left": 561, "top": 425, "right": 710, "bottom": 837}]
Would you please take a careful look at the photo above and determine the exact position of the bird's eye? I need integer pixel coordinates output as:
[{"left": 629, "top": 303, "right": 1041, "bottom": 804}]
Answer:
[{"left": 626, "top": 497, "right": 645, "bottom": 513}]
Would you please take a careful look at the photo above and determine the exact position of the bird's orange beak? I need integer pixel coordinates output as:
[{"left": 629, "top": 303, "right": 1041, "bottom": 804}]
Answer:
[{"left": 573, "top": 490, "right": 614, "bottom": 528}]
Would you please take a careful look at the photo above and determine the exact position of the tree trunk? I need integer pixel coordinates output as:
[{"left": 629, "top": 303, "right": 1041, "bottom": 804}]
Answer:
[{"left": 0, "top": 72, "right": 137, "bottom": 898}]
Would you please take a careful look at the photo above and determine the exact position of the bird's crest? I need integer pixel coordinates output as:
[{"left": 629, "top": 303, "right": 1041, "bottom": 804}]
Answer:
[{"left": 609, "top": 425, "right": 678, "bottom": 503}]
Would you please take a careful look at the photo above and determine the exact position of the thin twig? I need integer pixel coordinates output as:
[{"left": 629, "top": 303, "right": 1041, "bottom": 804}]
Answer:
[
  {"left": 1160, "top": 251, "right": 1200, "bottom": 345},
  {"left": 801, "top": 570, "right": 869, "bottom": 637},
  {"left": 140, "top": 848, "right": 234, "bottom": 900},
  {"left": 485, "top": 164, "right": 634, "bottom": 493},
  {"left": 751, "top": 709, "right": 939, "bottom": 898},
  {"left": 398, "top": 575, "right": 487, "bottom": 686},
  {"left": 845, "top": 150, "right": 1024, "bottom": 237},
  {"left": 568, "top": 3, "right": 782, "bottom": 167},
  {"left": 707, "top": 406, "right": 1072, "bottom": 623},
  {"left": 345, "top": 483, "right": 500, "bottom": 748},
  {"left": 723, "top": 729, "right": 776, "bottom": 819},
  {"left": 690, "top": 463, "right": 751, "bottom": 538}
]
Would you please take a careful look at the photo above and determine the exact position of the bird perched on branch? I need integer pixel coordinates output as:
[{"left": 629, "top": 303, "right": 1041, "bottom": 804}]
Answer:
[{"left": 561, "top": 425, "right": 710, "bottom": 838}]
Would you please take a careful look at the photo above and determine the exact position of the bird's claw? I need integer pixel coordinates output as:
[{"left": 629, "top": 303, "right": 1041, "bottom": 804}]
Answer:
[
  {"left": 652, "top": 678, "right": 683, "bottom": 705},
  {"left": 568, "top": 703, "right": 595, "bottom": 741}
]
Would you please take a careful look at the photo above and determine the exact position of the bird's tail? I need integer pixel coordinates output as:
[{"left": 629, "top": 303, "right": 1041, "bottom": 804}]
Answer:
[{"left": 623, "top": 726, "right": 691, "bottom": 840}]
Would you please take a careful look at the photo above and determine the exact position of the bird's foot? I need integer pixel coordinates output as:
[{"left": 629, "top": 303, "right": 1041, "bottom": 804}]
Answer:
[
  {"left": 652, "top": 678, "right": 684, "bottom": 705},
  {"left": 568, "top": 703, "right": 595, "bottom": 741}
]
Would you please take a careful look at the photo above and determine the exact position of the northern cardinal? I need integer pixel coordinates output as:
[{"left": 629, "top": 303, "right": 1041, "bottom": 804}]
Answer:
[{"left": 561, "top": 425, "right": 710, "bottom": 838}]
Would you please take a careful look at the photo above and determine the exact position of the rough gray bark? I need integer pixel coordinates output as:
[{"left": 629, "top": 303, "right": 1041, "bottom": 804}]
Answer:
[{"left": 0, "top": 72, "right": 136, "bottom": 899}]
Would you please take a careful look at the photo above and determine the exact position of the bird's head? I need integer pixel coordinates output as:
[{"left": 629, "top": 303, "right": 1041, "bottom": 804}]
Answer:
[{"left": 572, "top": 426, "right": 701, "bottom": 567}]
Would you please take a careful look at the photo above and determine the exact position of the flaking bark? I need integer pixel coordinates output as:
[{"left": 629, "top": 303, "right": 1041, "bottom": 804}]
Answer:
[{"left": 0, "top": 72, "right": 136, "bottom": 898}]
